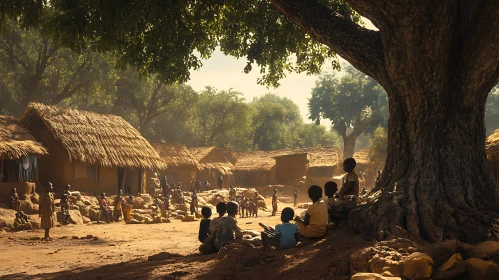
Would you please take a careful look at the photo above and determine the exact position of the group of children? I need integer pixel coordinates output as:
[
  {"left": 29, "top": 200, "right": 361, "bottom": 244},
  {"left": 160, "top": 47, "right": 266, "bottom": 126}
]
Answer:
[
  {"left": 196, "top": 157, "right": 361, "bottom": 253},
  {"left": 98, "top": 190, "right": 134, "bottom": 224}
]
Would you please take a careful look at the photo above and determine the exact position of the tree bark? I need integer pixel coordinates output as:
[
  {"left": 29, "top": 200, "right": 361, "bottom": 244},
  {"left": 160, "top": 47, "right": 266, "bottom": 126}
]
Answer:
[
  {"left": 342, "top": 135, "right": 355, "bottom": 159},
  {"left": 270, "top": 0, "right": 499, "bottom": 243}
]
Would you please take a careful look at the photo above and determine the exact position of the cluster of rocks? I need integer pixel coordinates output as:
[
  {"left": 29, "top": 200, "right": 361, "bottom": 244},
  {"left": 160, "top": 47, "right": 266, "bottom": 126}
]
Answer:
[{"left": 350, "top": 238, "right": 499, "bottom": 280}]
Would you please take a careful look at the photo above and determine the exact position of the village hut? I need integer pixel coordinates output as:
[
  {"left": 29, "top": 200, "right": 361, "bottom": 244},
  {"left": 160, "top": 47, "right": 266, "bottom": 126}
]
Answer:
[
  {"left": 486, "top": 130, "right": 499, "bottom": 187},
  {"left": 20, "top": 103, "right": 166, "bottom": 195},
  {"left": 219, "top": 148, "right": 238, "bottom": 165},
  {"left": 273, "top": 152, "right": 309, "bottom": 184},
  {"left": 234, "top": 150, "right": 290, "bottom": 187},
  {"left": 189, "top": 147, "right": 234, "bottom": 187},
  {"left": 0, "top": 115, "right": 48, "bottom": 203},
  {"left": 151, "top": 142, "right": 200, "bottom": 187},
  {"left": 353, "top": 149, "right": 374, "bottom": 187}
]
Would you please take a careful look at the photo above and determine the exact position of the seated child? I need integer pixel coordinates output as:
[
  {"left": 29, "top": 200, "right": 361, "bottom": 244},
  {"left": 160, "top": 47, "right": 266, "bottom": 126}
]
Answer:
[
  {"left": 199, "top": 202, "right": 227, "bottom": 254},
  {"left": 13, "top": 212, "right": 32, "bottom": 231},
  {"left": 198, "top": 206, "right": 212, "bottom": 242},
  {"left": 261, "top": 207, "right": 300, "bottom": 251},
  {"left": 324, "top": 181, "right": 339, "bottom": 223},
  {"left": 294, "top": 185, "right": 328, "bottom": 238},
  {"left": 214, "top": 201, "right": 243, "bottom": 250}
]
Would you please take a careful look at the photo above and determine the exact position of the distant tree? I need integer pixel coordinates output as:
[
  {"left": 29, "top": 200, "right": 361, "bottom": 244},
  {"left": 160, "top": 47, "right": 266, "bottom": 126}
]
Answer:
[
  {"left": 293, "top": 123, "right": 341, "bottom": 148},
  {"left": 368, "top": 126, "right": 387, "bottom": 173},
  {"left": 309, "top": 66, "right": 388, "bottom": 158},
  {"left": 486, "top": 84, "right": 499, "bottom": 136},
  {"left": 0, "top": 19, "right": 104, "bottom": 115}
]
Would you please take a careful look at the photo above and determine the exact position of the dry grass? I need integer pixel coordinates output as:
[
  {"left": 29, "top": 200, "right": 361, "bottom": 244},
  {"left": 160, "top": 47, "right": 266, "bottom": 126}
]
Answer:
[
  {"left": 0, "top": 115, "right": 47, "bottom": 159},
  {"left": 151, "top": 142, "right": 200, "bottom": 169},
  {"left": 219, "top": 148, "right": 238, "bottom": 165},
  {"left": 189, "top": 146, "right": 234, "bottom": 175},
  {"left": 235, "top": 150, "right": 292, "bottom": 171},
  {"left": 20, "top": 103, "right": 166, "bottom": 170},
  {"left": 353, "top": 149, "right": 371, "bottom": 166}
]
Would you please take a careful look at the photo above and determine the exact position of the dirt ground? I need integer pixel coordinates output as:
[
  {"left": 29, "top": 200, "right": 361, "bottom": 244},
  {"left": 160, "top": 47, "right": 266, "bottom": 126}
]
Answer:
[{"left": 0, "top": 197, "right": 374, "bottom": 280}]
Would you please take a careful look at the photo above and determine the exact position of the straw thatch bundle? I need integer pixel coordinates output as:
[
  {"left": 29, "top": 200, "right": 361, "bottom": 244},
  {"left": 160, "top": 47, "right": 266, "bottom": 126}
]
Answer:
[
  {"left": 353, "top": 149, "right": 371, "bottom": 166},
  {"left": 0, "top": 115, "right": 47, "bottom": 159},
  {"left": 189, "top": 146, "right": 234, "bottom": 174},
  {"left": 487, "top": 129, "right": 499, "bottom": 160},
  {"left": 20, "top": 103, "right": 166, "bottom": 170},
  {"left": 151, "top": 142, "right": 200, "bottom": 169}
]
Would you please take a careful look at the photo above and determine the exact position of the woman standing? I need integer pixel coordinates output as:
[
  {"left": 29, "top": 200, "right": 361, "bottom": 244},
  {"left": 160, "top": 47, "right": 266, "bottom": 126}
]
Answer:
[{"left": 39, "top": 182, "right": 56, "bottom": 239}]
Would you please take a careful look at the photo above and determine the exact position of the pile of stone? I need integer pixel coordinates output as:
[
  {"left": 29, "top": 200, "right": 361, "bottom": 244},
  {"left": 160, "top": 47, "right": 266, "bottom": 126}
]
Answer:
[{"left": 350, "top": 238, "right": 499, "bottom": 280}]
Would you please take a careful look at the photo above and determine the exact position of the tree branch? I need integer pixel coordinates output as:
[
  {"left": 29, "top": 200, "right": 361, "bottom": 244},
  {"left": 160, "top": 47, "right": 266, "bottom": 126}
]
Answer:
[{"left": 269, "top": 0, "right": 386, "bottom": 82}]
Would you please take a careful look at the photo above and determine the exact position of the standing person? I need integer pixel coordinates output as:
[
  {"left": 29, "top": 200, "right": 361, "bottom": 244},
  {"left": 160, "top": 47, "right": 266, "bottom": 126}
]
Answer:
[
  {"left": 124, "top": 195, "right": 134, "bottom": 223},
  {"left": 113, "top": 189, "right": 124, "bottom": 222},
  {"left": 60, "top": 184, "right": 71, "bottom": 224},
  {"left": 99, "top": 193, "right": 112, "bottom": 223},
  {"left": 161, "top": 176, "right": 169, "bottom": 197},
  {"left": 205, "top": 181, "right": 211, "bottom": 191},
  {"left": 375, "top": 170, "right": 382, "bottom": 185},
  {"left": 39, "top": 182, "right": 56, "bottom": 240},
  {"left": 10, "top": 187, "right": 20, "bottom": 212},
  {"left": 253, "top": 192, "right": 259, "bottom": 217},
  {"left": 229, "top": 186, "right": 236, "bottom": 201},
  {"left": 190, "top": 190, "right": 198, "bottom": 215},
  {"left": 217, "top": 174, "right": 224, "bottom": 190},
  {"left": 272, "top": 189, "right": 278, "bottom": 216},
  {"left": 293, "top": 189, "right": 298, "bottom": 206}
]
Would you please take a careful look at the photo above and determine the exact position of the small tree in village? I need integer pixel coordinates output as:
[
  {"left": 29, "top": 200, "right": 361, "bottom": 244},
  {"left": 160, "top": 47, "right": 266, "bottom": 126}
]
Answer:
[
  {"left": 309, "top": 66, "right": 388, "bottom": 158},
  {"left": 5, "top": 0, "right": 499, "bottom": 242}
]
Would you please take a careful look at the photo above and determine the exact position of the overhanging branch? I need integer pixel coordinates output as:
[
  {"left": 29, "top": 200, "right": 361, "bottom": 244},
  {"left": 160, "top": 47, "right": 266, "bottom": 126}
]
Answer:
[{"left": 269, "top": 0, "right": 386, "bottom": 82}]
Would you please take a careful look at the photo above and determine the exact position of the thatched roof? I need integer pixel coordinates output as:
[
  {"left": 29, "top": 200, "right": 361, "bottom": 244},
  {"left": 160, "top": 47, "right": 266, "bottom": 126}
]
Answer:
[
  {"left": 0, "top": 115, "right": 48, "bottom": 159},
  {"left": 20, "top": 103, "right": 166, "bottom": 170},
  {"left": 219, "top": 148, "right": 238, "bottom": 165},
  {"left": 235, "top": 150, "right": 291, "bottom": 172},
  {"left": 151, "top": 142, "right": 199, "bottom": 169},
  {"left": 353, "top": 149, "right": 371, "bottom": 166},
  {"left": 487, "top": 130, "right": 499, "bottom": 159},
  {"left": 272, "top": 147, "right": 343, "bottom": 168},
  {"left": 189, "top": 146, "right": 234, "bottom": 174}
]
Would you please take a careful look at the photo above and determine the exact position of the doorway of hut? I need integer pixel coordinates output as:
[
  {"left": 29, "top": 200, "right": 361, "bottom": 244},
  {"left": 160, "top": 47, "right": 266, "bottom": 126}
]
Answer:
[{"left": 117, "top": 167, "right": 132, "bottom": 195}]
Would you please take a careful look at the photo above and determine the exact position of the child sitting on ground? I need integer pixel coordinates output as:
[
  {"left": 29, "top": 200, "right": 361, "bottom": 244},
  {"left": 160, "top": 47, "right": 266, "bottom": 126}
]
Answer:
[
  {"left": 214, "top": 201, "right": 243, "bottom": 250},
  {"left": 198, "top": 206, "right": 212, "bottom": 242},
  {"left": 199, "top": 202, "right": 227, "bottom": 254},
  {"left": 294, "top": 185, "right": 328, "bottom": 238},
  {"left": 261, "top": 207, "right": 300, "bottom": 251},
  {"left": 324, "top": 181, "right": 339, "bottom": 223}
]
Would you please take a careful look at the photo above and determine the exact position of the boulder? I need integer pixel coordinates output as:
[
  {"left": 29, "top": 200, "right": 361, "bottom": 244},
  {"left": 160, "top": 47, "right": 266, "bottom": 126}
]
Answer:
[
  {"left": 176, "top": 215, "right": 185, "bottom": 220},
  {"left": 81, "top": 195, "right": 99, "bottom": 206},
  {"left": 243, "top": 230, "right": 260, "bottom": 238},
  {"left": 57, "top": 210, "right": 84, "bottom": 225},
  {"left": 175, "top": 210, "right": 187, "bottom": 216},
  {"left": 80, "top": 206, "right": 90, "bottom": 217},
  {"left": 132, "top": 197, "right": 146, "bottom": 209},
  {"left": 88, "top": 208, "right": 100, "bottom": 221},
  {"left": 475, "top": 241, "right": 499, "bottom": 257},
  {"left": 369, "top": 255, "right": 401, "bottom": 277},
  {"left": 70, "top": 191, "right": 82, "bottom": 200},
  {"left": 161, "top": 218, "right": 171, "bottom": 223},
  {"left": 351, "top": 273, "right": 401, "bottom": 280},
  {"left": 401, "top": 252, "right": 433, "bottom": 280},
  {"left": 140, "top": 194, "right": 152, "bottom": 204},
  {"left": 30, "top": 193, "right": 40, "bottom": 204},
  {"left": 144, "top": 216, "right": 154, "bottom": 224},
  {"left": 29, "top": 215, "right": 41, "bottom": 229},
  {"left": 182, "top": 215, "right": 196, "bottom": 222},
  {"left": 434, "top": 253, "right": 466, "bottom": 280},
  {"left": 82, "top": 216, "right": 91, "bottom": 224},
  {"left": 465, "top": 258, "right": 499, "bottom": 280},
  {"left": 19, "top": 199, "right": 35, "bottom": 214},
  {"left": 420, "top": 240, "right": 457, "bottom": 268}
]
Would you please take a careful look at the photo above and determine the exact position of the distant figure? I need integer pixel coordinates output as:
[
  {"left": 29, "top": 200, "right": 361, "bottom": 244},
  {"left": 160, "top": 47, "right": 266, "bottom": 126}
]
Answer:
[
  {"left": 113, "top": 189, "right": 124, "bottom": 222},
  {"left": 60, "top": 184, "right": 71, "bottom": 224},
  {"left": 190, "top": 190, "right": 198, "bottom": 215},
  {"left": 124, "top": 195, "right": 134, "bottom": 223},
  {"left": 218, "top": 174, "right": 224, "bottom": 190},
  {"left": 98, "top": 193, "right": 112, "bottom": 223},
  {"left": 293, "top": 189, "right": 298, "bottom": 206},
  {"left": 375, "top": 170, "right": 382, "bottom": 185},
  {"left": 253, "top": 192, "right": 259, "bottom": 217},
  {"left": 196, "top": 180, "right": 203, "bottom": 193},
  {"left": 205, "top": 181, "right": 211, "bottom": 191},
  {"left": 10, "top": 187, "right": 20, "bottom": 212},
  {"left": 161, "top": 176, "right": 169, "bottom": 196},
  {"left": 250, "top": 198, "right": 257, "bottom": 217},
  {"left": 13, "top": 211, "right": 32, "bottom": 231},
  {"left": 294, "top": 185, "right": 328, "bottom": 238},
  {"left": 40, "top": 182, "right": 56, "bottom": 240},
  {"left": 198, "top": 206, "right": 212, "bottom": 243},
  {"left": 229, "top": 186, "right": 236, "bottom": 201},
  {"left": 272, "top": 189, "right": 278, "bottom": 216},
  {"left": 261, "top": 207, "right": 299, "bottom": 251}
]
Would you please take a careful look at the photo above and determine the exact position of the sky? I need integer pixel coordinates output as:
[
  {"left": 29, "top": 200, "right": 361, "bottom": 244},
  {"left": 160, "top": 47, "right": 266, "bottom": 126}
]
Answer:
[{"left": 186, "top": 19, "right": 376, "bottom": 122}]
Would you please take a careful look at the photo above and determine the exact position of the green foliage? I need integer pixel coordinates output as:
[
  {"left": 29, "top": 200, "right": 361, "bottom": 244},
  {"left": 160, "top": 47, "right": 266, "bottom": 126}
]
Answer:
[
  {"left": 0, "top": 0, "right": 361, "bottom": 87},
  {"left": 486, "top": 84, "right": 499, "bottom": 136},
  {"left": 308, "top": 66, "right": 388, "bottom": 156},
  {"left": 368, "top": 126, "right": 387, "bottom": 170}
]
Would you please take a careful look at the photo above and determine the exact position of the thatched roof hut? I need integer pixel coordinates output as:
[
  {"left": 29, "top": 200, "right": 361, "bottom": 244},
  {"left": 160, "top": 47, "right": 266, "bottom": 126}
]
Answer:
[
  {"left": 0, "top": 115, "right": 47, "bottom": 160},
  {"left": 20, "top": 102, "right": 165, "bottom": 170},
  {"left": 189, "top": 146, "right": 233, "bottom": 175},
  {"left": 151, "top": 142, "right": 199, "bottom": 169},
  {"left": 234, "top": 150, "right": 290, "bottom": 186},
  {"left": 219, "top": 148, "right": 238, "bottom": 165},
  {"left": 353, "top": 149, "right": 370, "bottom": 167}
]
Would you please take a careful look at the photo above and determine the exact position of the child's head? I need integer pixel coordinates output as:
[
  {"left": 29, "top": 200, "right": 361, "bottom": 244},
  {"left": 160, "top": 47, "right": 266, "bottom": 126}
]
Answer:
[
  {"left": 216, "top": 202, "right": 227, "bottom": 216},
  {"left": 343, "top": 158, "right": 357, "bottom": 172},
  {"left": 226, "top": 201, "right": 239, "bottom": 216},
  {"left": 101, "top": 192, "right": 106, "bottom": 198},
  {"left": 281, "top": 207, "right": 294, "bottom": 223},
  {"left": 324, "top": 181, "right": 338, "bottom": 198},
  {"left": 308, "top": 185, "right": 323, "bottom": 202},
  {"left": 65, "top": 184, "right": 71, "bottom": 191},
  {"left": 201, "top": 206, "right": 212, "bottom": 219}
]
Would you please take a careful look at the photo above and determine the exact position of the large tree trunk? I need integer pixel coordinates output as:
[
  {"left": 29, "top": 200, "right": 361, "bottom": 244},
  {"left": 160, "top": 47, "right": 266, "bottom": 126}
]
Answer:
[
  {"left": 342, "top": 135, "right": 355, "bottom": 159},
  {"left": 269, "top": 0, "right": 499, "bottom": 242}
]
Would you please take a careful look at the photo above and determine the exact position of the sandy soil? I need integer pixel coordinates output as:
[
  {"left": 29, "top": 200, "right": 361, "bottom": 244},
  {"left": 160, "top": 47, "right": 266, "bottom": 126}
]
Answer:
[{"left": 0, "top": 197, "right": 373, "bottom": 280}]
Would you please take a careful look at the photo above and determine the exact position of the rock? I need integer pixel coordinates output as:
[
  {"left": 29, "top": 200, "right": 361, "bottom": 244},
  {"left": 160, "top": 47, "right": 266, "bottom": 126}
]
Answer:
[
  {"left": 57, "top": 210, "right": 84, "bottom": 225},
  {"left": 82, "top": 216, "right": 90, "bottom": 224},
  {"left": 434, "top": 253, "right": 466, "bottom": 280},
  {"left": 401, "top": 252, "right": 433, "bottom": 280},
  {"left": 465, "top": 258, "right": 499, "bottom": 280},
  {"left": 456, "top": 241, "right": 487, "bottom": 260},
  {"left": 132, "top": 197, "right": 146, "bottom": 209},
  {"left": 298, "top": 203, "right": 311, "bottom": 209},
  {"left": 369, "top": 255, "right": 401, "bottom": 277},
  {"left": 182, "top": 215, "right": 196, "bottom": 222},
  {"left": 351, "top": 273, "right": 401, "bottom": 280},
  {"left": 420, "top": 240, "right": 457, "bottom": 268},
  {"left": 80, "top": 206, "right": 90, "bottom": 217},
  {"left": 195, "top": 212, "right": 204, "bottom": 219},
  {"left": 243, "top": 230, "right": 260, "bottom": 238},
  {"left": 81, "top": 195, "right": 99, "bottom": 206},
  {"left": 175, "top": 210, "right": 187, "bottom": 216},
  {"left": 140, "top": 194, "right": 152, "bottom": 204},
  {"left": 176, "top": 215, "right": 184, "bottom": 220},
  {"left": 153, "top": 215, "right": 162, "bottom": 223},
  {"left": 69, "top": 196, "right": 78, "bottom": 204},
  {"left": 133, "top": 209, "right": 146, "bottom": 214},
  {"left": 70, "top": 191, "right": 82, "bottom": 200},
  {"left": 144, "top": 217, "right": 154, "bottom": 224},
  {"left": 30, "top": 193, "right": 40, "bottom": 204},
  {"left": 127, "top": 219, "right": 142, "bottom": 224},
  {"left": 147, "top": 252, "right": 180, "bottom": 261},
  {"left": 161, "top": 218, "right": 171, "bottom": 223},
  {"left": 475, "top": 240, "right": 499, "bottom": 257},
  {"left": 19, "top": 199, "right": 35, "bottom": 214},
  {"left": 88, "top": 208, "right": 100, "bottom": 221}
]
